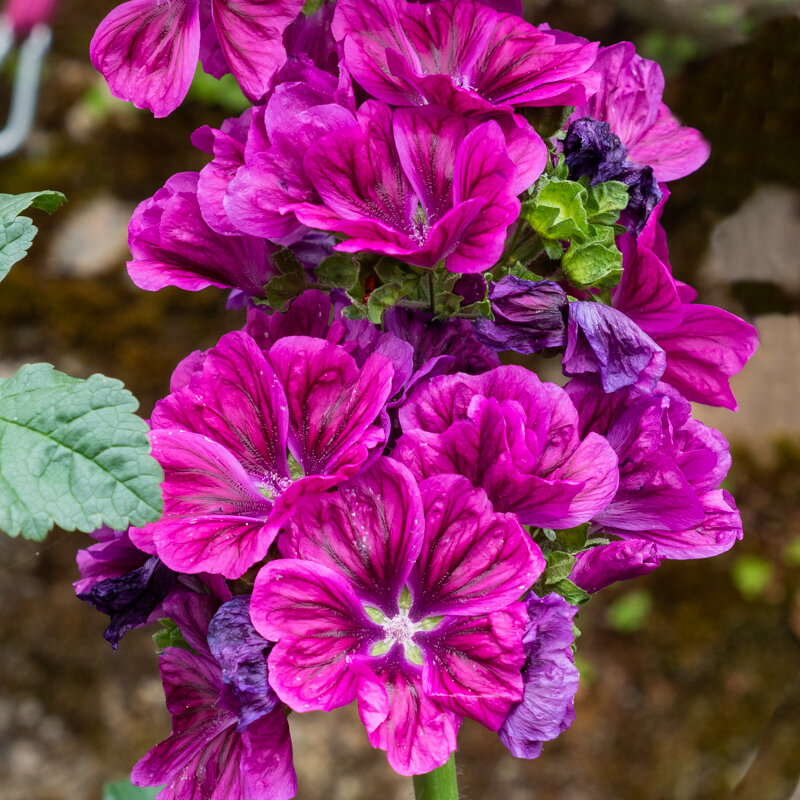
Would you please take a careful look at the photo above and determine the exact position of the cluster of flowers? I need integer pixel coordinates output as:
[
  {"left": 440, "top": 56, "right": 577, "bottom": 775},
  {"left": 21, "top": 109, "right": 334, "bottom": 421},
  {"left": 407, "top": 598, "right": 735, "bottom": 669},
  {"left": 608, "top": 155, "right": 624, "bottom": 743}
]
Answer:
[{"left": 76, "top": 0, "right": 758, "bottom": 797}]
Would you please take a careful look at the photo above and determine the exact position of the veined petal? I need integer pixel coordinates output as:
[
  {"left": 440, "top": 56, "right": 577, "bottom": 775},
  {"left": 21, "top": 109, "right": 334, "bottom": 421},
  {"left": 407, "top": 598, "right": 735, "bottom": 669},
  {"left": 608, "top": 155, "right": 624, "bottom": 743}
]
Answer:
[
  {"left": 412, "top": 475, "right": 543, "bottom": 617},
  {"left": 419, "top": 606, "right": 527, "bottom": 730},
  {"left": 281, "top": 458, "right": 424, "bottom": 613},
  {"left": 251, "top": 560, "right": 381, "bottom": 712},
  {"left": 90, "top": 0, "right": 200, "bottom": 118}
]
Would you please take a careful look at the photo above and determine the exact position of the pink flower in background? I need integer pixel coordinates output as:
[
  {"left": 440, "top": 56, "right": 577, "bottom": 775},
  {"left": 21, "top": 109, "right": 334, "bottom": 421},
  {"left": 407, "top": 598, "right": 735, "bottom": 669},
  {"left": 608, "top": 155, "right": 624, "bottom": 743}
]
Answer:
[{"left": 90, "top": 0, "right": 304, "bottom": 117}]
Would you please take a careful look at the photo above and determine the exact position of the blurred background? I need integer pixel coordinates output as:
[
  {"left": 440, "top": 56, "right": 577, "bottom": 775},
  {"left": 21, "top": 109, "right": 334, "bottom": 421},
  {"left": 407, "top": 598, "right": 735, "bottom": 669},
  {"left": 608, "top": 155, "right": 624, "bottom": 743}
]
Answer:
[{"left": 0, "top": 0, "right": 799, "bottom": 798}]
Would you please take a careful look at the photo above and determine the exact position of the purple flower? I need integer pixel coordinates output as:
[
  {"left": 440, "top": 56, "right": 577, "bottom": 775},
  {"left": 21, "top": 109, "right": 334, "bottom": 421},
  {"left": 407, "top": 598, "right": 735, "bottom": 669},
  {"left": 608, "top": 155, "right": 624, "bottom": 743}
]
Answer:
[
  {"left": 613, "top": 195, "right": 758, "bottom": 409},
  {"left": 565, "top": 377, "right": 742, "bottom": 587},
  {"left": 73, "top": 527, "right": 177, "bottom": 649},
  {"left": 563, "top": 117, "right": 663, "bottom": 233},
  {"left": 90, "top": 0, "right": 304, "bottom": 117},
  {"left": 131, "top": 331, "right": 396, "bottom": 579},
  {"left": 563, "top": 118, "right": 628, "bottom": 186},
  {"left": 251, "top": 458, "right": 544, "bottom": 775},
  {"left": 473, "top": 277, "right": 568, "bottom": 354},
  {"left": 499, "top": 593, "right": 579, "bottom": 758},
  {"left": 4, "top": 0, "right": 57, "bottom": 35},
  {"left": 127, "top": 171, "right": 281, "bottom": 297},
  {"left": 290, "top": 102, "right": 524, "bottom": 273},
  {"left": 563, "top": 301, "right": 666, "bottom": 393},
  {"left": 333, "top": 0, "right": 599, "bottom": 114},
  {"left": 132, "top": 592, "right": 296, "bottom": 800},
  {"left": 394, "top": 366, "right": 619, "bottom": 529},
  {"left": 571, "top": 42, "right": 710, "bottom": 182}
]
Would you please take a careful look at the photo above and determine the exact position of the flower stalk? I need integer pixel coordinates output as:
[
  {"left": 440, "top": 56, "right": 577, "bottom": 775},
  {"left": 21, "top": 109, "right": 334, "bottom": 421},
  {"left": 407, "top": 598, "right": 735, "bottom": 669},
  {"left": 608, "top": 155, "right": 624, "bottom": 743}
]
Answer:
[{"left": 413, "top": 755, "right": 459, "bottom": 800}]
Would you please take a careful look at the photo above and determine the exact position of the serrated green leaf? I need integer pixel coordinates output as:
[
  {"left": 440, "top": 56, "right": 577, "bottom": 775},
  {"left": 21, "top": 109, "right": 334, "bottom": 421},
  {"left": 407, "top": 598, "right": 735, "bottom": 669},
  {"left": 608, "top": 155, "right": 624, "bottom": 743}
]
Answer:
[
  {"left": 315, "top": 253, "right": 358, "bottom": 290},
  {"left": 561, "top": 229, "right": 623, "bottom": 290},
  {"left": 341, "top": 303, "right": 368, "bottom": 320},
  {"left": 544, "top": 551, "right": 576, "bottom": 584},
  {"left": 102, "top": 778, "right": 162, "bottom": 800},
  {"left": 541, "top": 237, "right": 564, "bottom": 260},
  {"left": 584, "top": 180, "right": 629, "bottom": 226},
  {"left": 0, "top": 190, "right": 66, "bottom": 283},
  {"left": 0, "top": 364, "right": 163, "bottom": 541},
  {"left": 522, "top": 181, "right": 589, "bottom": 242},
  {"left": 366, "top": 276, "right": 419, "bottom": 324},
  {"left": 552, "top": 578, "right": 591, "bottom": 606},
  {"left": 264, "top": 271, "right": 306, "bottom": 311}
]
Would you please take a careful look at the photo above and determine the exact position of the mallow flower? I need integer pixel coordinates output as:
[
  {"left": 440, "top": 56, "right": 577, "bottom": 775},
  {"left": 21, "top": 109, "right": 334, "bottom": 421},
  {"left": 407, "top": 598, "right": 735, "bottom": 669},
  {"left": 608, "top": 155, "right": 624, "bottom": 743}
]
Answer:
[
  {"left": 565, "top": 376, "right": 742, "bottom": 591},
  {"left": 394, "top": 365, "right": 619, "bottom": 529},
  {"left": 90, "top": 0, "right": 304, "bottom": 117},
  {"left": 289, "top": 102, "right": 526, "bottom": 273},
  {"left": 251, "top": 457, "right": 544, "bottom": 775},
  {"left": 132, "top": 592, "right": 296, "bottom": 800},
  {"left": 571, "top": 42, "right": 710, "bottom": 182},
  {"left": 130, "top": 330, "right": 396, "bottom": 579},
  {"left": 332, "top": 0, "right": 600, "bottom": 114},
  {"left": 613, "top": 194, "right": 758, "bottom": 409}
]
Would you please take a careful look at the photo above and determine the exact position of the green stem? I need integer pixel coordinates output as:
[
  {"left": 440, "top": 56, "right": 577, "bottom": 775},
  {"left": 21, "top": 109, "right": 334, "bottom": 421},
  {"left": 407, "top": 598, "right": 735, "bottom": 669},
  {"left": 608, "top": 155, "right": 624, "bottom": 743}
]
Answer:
[{"left": 413, "top": 755, "right": 459, "bottom": 800}]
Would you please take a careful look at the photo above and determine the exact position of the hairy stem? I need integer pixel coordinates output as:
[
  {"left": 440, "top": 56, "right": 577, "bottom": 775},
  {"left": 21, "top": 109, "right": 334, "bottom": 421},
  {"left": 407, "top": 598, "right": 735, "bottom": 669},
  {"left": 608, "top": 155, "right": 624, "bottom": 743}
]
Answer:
[{"left": 412, "top": 755, "right": 459, "bottom": 800}]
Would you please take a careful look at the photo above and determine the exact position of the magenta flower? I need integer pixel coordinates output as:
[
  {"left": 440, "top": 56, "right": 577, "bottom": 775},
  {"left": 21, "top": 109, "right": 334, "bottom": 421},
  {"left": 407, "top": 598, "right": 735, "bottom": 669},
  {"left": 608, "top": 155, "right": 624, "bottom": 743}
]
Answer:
[
  {"left": 613, "top": 195, "right": 758, "bottom": 409},
  {"left": 571, "top": 42, "right": 710, "bottom": 182},
  {"left": 131, "top": 331, "right": 396, "bottom": 579},
  {"left": 290, "top": 102, "right": 525, "bottom": 273},
  {"left": 127, "top": 171, "right": 282, "bottom": 297},
  {"left": 332, "top": 0, "right": 599, "bottom": 114},
  {"left": 132, "top": 592, "right": 296, "bottom": 800},
  {"left": 394, "top": 366, "right": 619, "bottom": 529},
  {"left": 90, "top": 0, "right": 304, "bottom": 118},
  {"left": 200, "top": 67, "right": 356, "bottom": 244},
  {"left": 565, "top": 377, "right": 742, "bottom": 589},
  {"left": 499, "top": 593, "right": 579, "bottom": 758},
  {"left": 251, "top": 458, "right": 544, "bottom": 775}
]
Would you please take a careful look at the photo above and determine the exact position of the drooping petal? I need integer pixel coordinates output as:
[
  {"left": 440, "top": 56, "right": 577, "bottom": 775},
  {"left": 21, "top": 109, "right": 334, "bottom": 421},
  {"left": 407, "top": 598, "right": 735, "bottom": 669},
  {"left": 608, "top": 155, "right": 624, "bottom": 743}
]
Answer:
[
  {"left": 355, "top": 658, "right": 460, "bottom": 776},
  {"left": 280, "top": 458, "right": 425, "bottom": 614},
  {"left": 90, "top": 0, "right": 200, "bottom": 118},
  {"left": 208, "top": 596, "right": 280, "bottom": 730},
  {"left": 499, "top": 593, "right": 579, "bottom": 758},
  {"left": 419, "top": 606, "right": 527, "bottom": 730},
  {"left": 411, "top": 475, "right": 543, "bottom": 617},
  {"left": 251, "top": 560, "right": 381, "bottom": 712},
  {"left": 654, "top": 304, "right": 759, "bottom": 410}
]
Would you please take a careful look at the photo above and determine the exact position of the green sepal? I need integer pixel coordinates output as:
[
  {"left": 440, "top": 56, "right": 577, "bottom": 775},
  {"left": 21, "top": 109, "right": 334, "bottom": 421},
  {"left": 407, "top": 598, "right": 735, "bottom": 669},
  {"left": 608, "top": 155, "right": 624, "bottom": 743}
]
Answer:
[
  {"left": 555, "top": 523, "right": 590, "bottom": 553},
  {"left": 561, "top": 226, "right": 623, "bottom": 289},
  {"left": 521, "top": 180, "right": 589, "bottom": 243},
  {"left": 543, "top": 551, "right": 576, "bottom": 585},
  {"left": 152, "top": 618, "right": 194, "bottom": 655},
  {"left": 0, "top": 190, "right": 67, "bottom": 284},
  {"left": 551, "top": 578, "right": 591, "bottom": 606}
]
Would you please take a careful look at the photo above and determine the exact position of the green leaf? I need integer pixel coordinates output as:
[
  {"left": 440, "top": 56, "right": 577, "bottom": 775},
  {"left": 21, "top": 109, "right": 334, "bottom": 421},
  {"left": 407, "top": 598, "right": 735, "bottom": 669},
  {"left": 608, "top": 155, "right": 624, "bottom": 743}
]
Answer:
[
  {"left": 102, "top": 778, "right": 162, "bottom": 800},
  {"left": 521, "top": 180, "right": 589, "bottom": 243},
  {"left": 152, "top": 618, "right": 195, "bottom": 655},
  {"left": 561, "top": 227, "right": 623, "bottom": 289},
  {"left": 606, "top": 589, "right": 653, "bottom": 633},
  {"left": 556, "top": 523, "right": 589, "bottom": 553},
  {"left": 0, "top": 364, "right": 163, "bottom": 541},
  {"left": 264, "top": 249, "right": 307, "bottom": 311},
  {"left": 551, "top": 578, "right": 591, "bottom": 606},
  {"left": 0, "top": 190, "right": 66, "bottom": 283},
  {"left": 366, "top": 275, "right": 419, "bottom": 324},
  {"left": 315, "top": 253, "right": 358, "bottom": 291},
  {"left": 584, "top": 180, "right": 630, "bottom": 225},
  {"left": 521, "top": 105, "right": 575, "bottom": 139},
  {"left": 302, "top": 0, "right": 325, "bottom": 14},
  {"left": 543, "top": 550, "right": 576, "bottom": 584}
]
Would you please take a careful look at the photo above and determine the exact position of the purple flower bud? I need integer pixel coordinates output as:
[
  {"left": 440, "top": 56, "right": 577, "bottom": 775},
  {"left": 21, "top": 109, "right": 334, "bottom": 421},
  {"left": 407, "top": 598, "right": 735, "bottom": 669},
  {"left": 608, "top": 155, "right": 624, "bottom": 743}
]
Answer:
[
  {"left": 474, "top": 277, "right": 568, "bottom": 353},
  {"left": 564, "top": 118, "right": 628, "bottom": 185},
  {"left": 616, "top": 163, "right": 663, "bottom": 234}
]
